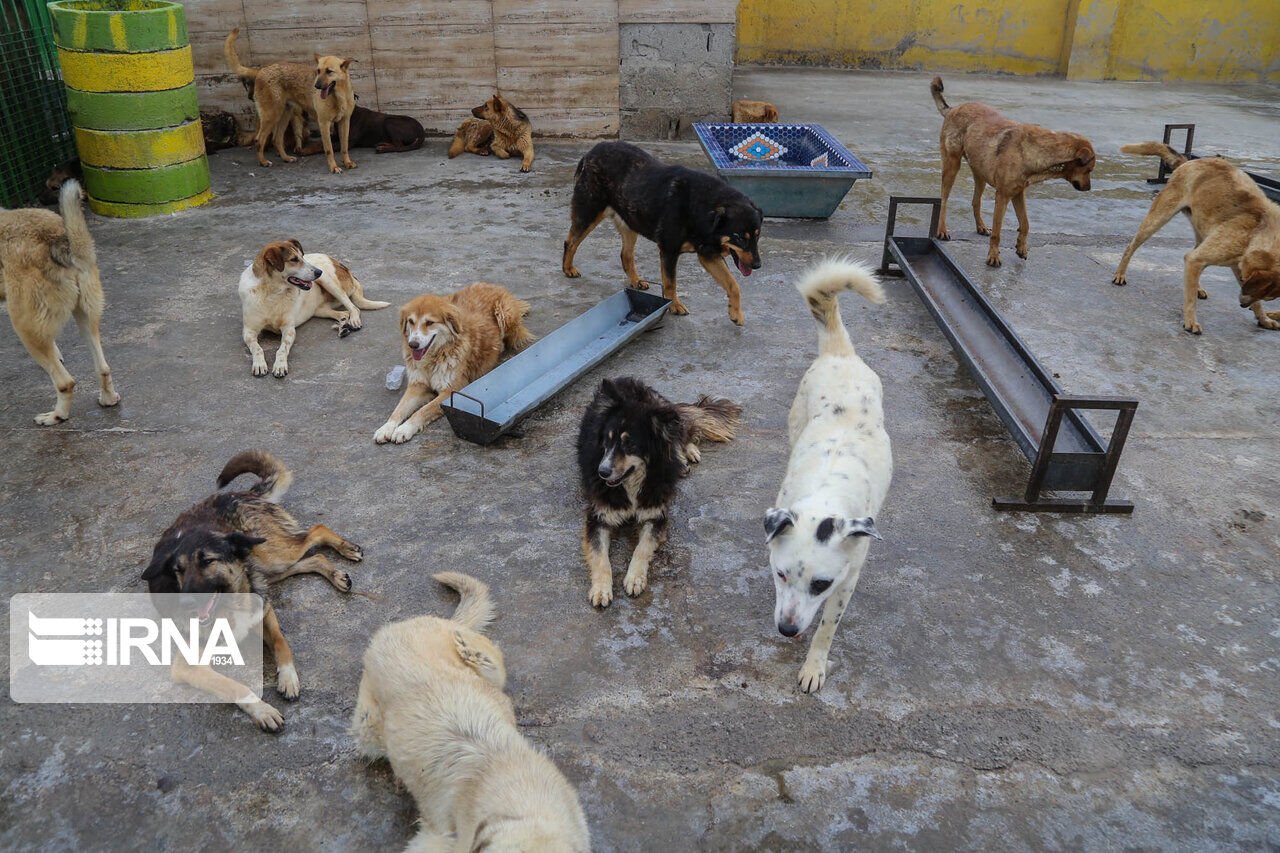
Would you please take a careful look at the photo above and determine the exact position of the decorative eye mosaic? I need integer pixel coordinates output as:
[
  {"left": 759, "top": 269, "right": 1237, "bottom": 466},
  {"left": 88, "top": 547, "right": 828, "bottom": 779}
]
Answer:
[{"left": 730, "top": 132, "right": 788, "bottom": 162}]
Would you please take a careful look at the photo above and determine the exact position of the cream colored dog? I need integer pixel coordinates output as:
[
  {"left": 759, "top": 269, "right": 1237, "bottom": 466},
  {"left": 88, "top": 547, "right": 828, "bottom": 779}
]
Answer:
[
  {"left": 351, "top": 572, "right": 591, "bottom": 852},
  {"left": 765, "top": 259, "right": 892, "bottom": 694},
  {"left": 239, "top": 239, "right": 388, "bottom": 377}
]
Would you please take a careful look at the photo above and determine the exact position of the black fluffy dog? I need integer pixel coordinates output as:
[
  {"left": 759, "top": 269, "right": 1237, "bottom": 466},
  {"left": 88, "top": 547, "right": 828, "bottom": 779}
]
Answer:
[
  {"left": 561, "top": 141, "right": 763, "bottom": 325},
  {"left": 299, "top": 105, "right": 425, "bottom": 155},
  {"left": 576, "top": 378, "right": 741, "bottom": 608}
]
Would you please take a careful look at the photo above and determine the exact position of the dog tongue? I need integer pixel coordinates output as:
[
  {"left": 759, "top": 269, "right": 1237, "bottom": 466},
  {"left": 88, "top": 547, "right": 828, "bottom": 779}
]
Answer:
[
  {"left": 198, "top": 594, "right": 217, "bottom": 620},
  {"left": 411, "top": 347, "right": 426, "bottom": 361},
  {"left": 735, "top": 255, "right": 752, "bottom": 277},
  {"left": 320, "top": 87, "right": 329, "bottom": 100}
]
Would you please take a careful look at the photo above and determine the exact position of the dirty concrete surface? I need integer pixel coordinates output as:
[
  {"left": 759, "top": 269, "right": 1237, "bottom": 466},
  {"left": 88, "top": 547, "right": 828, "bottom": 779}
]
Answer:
[{"left": 2, "top": 69, "right": 1278, "bottom": 850}]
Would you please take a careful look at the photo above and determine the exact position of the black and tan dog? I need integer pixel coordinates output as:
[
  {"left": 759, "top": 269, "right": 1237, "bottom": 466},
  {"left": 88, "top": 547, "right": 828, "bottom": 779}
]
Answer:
[
  {"left": 143, "top": 451, "right": 360, "bottom": 731},
  {"left": 576, "top": 378, "right": 740, "bottom": 608},
  {"left": 562, "top": 141, "right": 763, "bottom": 324}
]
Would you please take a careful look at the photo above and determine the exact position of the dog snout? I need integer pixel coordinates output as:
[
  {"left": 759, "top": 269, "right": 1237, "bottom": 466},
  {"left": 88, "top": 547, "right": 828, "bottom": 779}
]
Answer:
[
  {"left": 307, "top": 265, "right": 322, "bottom": 280},
  {"left": 777, "top": 619, "right": 800, "bottom": 638},
  {"left": 597, "top": 461, "right": 614, "bottom": 480},
  {"left": 750, "top": 253, "right": 762, "bottom": 270},
  {"left": 1240, "top": 293, "right": 1256, "bottom": 308},
  {"left": 178, "top": 593, "right": 199, "bottom": 612}
]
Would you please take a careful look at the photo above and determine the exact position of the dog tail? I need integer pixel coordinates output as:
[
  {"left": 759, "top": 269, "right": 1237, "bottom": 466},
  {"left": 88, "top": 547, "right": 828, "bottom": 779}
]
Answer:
[
  {"left": 1120, "top": 142, "right": 1187, "bottom": 171},
  {"left": 798, "top": 257, "right": 885, "bottom": 358},
  {"left": 433, "top": 571, "right": 495, "bottom": 632},
  {"left": 679, "top": 397, "right": 742, "bottom": 444},
  {"left": 56, "top": 179, "right": 96, "bottom": 270},
  {"left": 447, "top": 128, "right": 466, "bottom": 158},
  {"left": 224, "top": 28, "right": 258, "bottom": 83},
  {"left": 930, "top": 76, "right": 951, "bottom": 116},
  {"left": 496, "top": 295, "right": 536, "bottom": 352},
  {"left": 217, "top": 450, "right": 293, "bottom": 503}
]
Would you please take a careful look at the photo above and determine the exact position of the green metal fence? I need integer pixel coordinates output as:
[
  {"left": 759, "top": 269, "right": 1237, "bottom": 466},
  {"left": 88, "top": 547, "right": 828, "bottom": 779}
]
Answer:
[{"left": 0, "top": 0, "right": 77, "bottom": 208}]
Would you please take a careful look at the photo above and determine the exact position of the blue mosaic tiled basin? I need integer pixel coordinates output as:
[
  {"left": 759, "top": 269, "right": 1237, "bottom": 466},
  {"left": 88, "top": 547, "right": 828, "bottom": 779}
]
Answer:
[{"left": 693, "top": 122, "right": 872, "bottom": 219}]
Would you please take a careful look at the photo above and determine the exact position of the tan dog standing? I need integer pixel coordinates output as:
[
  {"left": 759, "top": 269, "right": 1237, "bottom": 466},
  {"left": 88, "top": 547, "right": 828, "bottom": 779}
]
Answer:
[
  {"left": 225, "top": 28, "right": 358, "bottom": 173},
  {"left": 930, "top": 76, "right": 1096, "bottom": 267},
  {"left": 351, "top": 572, "right": 591, "bottom": 850},
  {"left": 0, "top": 180, "right": 119, "bottom": 424},
  {"left": 239, "top": 239, "right": 388, "bottom": 377},
  {"left": 454, "top": 93, "right": 535, "bottom": 172},
  {"left": 1113, "top": 143, "right": 1280, "bottom": 334},
  {"left": 375, "top": 283, "right": 533, "bottom": 444}
]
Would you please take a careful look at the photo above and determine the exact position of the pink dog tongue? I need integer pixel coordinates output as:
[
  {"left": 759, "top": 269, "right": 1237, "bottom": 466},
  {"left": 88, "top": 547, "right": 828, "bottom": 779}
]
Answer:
[
  {"left": 412, "top": 347, "right": 426, "bottom": 361},
  {"left": 198, "top": 594, "right": 217, "bottom": 620},
  {"left": 735, "top": 255, "right": 752, "bottom": 276},
  {"left": 320, "top": 86, "right": 329, "bottom": 99}
]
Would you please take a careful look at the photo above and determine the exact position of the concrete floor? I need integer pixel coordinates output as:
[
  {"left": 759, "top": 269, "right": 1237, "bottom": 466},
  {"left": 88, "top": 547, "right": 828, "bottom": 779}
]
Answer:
[{"left": 2, "top": 69, "right": 1278, "bottom": 851}]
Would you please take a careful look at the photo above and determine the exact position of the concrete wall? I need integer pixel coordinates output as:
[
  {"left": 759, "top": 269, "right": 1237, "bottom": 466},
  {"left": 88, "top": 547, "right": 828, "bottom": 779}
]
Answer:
[
  {"left": 618, "top": 1, "right": 737, "bottom": 138},
  {"left": 736, "top": 0, "right": 1280, "bottom": 82},
  {"left": 185, "top": 0, "right": 735, "bottom": 139}
]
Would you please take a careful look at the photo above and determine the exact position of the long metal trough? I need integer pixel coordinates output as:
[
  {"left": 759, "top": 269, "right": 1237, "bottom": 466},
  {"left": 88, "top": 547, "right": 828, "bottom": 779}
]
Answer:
[
  {"left": 1147, "top": 123, "right": 1280, "bottom": 202},
  {"left": 879, "top": 197, "right": 1138, "bottom": 514},
  {"left": 442, "top": 288, "right": 670, "bottom": 445}
]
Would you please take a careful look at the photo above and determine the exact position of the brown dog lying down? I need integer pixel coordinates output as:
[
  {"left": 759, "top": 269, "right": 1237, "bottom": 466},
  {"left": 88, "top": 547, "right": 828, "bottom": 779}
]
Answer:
[
  {"left": 298, "top": 105, "right": 424, "bottom": 155},
  {"left": 732, "top": 99, "right": 779, "bottom": 123},
  {"left": 1113, "top": 143, "right": 1280, "bottom": 335},
  {"left": 930, "top": 76, "right": 1095, "bottom": 268},
  {"left": 448, "top": 93, "right": 535, "bottom": 171},
  {"left": 374, "top": 283, "right": 534, "bottom": 445}
]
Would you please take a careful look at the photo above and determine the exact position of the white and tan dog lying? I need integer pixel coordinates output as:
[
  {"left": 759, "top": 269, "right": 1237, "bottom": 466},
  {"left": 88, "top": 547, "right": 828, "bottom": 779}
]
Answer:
[
  {"left": 765, "top": 258, "right": 892, "bottom": 694},
  {"left": 239, "top": 239, "right": 388, "bottom": 377},
  {"left": 351, "top": 572, "right": 591, "bottom": 852}
]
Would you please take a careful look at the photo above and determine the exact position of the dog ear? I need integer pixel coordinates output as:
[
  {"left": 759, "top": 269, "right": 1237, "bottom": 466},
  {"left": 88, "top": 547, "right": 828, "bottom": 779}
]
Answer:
[
  {"left": 600, "top": 378, "right": 622, "bottom": 402},
  {"left": 441, "top": 307, "right": 460, "bottom": 337},
  {"left": 142, "top": 549, "right": 173, "bottom": 582},
  {"left": 263, "top": 244, "right": 287, "bottom": 272},
  {"left": 710, "top": 205, "right": 726, "bottom": 233},
  {"left": 224, "top": 532, "right": 266, "bottom": 560},
  {"left": 815, "top": 515, "right": 882, "bottom": 544},
  {"left": 287, "top": 238, "right": 303, "bottom": 253},
  {"left": 313, "top": 53, "right": 322, "bottom": 64},
  {"left": 340, "top": 58, "right": 356, "bottom": 70},
  {"left": 764, "top": 508, "right": 796, "bottom": 543},
  {"left": 1242, "top": 269, "right": 1280, "bottom": 302},
  {"left": 844, "top": 516, "right": 882, "bottom": 540},
  {"left": 1074, "top": 146, "right": 1093, "bottom": 166},
  {"left": 651, "top": 406, "right": 683, "bottom": 454}
]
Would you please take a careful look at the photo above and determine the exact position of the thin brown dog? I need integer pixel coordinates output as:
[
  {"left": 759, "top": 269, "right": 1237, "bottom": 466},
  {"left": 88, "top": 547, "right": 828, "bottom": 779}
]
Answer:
[
  {"left": 930, "top": 76, "right": 1095, "bottom": 267},
  {"left": 1113, "top": 143, "right": 1280, "bottom": 334}
]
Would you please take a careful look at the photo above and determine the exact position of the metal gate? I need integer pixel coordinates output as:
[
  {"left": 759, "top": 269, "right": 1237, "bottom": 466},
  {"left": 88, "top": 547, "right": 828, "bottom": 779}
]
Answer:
[{"left": 0, "top": 0, "right": 76, "bottom": 208}]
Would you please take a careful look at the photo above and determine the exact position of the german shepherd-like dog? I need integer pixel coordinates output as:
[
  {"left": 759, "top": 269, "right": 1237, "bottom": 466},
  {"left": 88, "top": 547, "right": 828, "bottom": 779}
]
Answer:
[
  {"left": 143, "top": 451, "right": 361, "bottom": 731},
  {"left": 577, "top": 378, "right": 741, "bottom": 608},
  {"left": 562, "top": 141, "right": 763, "bottom": 325},
  {"left": 447, "top": 93, "right": 534, "bottom": 171}
]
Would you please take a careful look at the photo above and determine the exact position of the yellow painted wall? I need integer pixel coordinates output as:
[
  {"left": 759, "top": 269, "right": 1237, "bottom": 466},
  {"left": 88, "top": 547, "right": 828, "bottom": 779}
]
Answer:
[{"left": 737, "top": 0, "right": 1280, "bottom": 82}]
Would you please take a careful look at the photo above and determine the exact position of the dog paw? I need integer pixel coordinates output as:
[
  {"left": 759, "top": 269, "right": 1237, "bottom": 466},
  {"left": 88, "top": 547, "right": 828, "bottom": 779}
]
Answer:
[
  {"left": 1111, "top": 273, "right": 1127, "bottom": 286},
  {"left": 281, "top": 155, "right": 297, "bottom": 164},
  {"left": 685, "top": 443, "right": 702, "bottom": 465},
  {"left": 271, "top": 362, "right": 289, "bottom": 378},
  {"left": 390, "top": 422, "right": 417, "bottom": 444},
  {"left": 936, "top": 228, "right": 951, "bottom": 241},
  {"left": 623, "top": 568, "right": 647, "bottom": 597},
  {"left": 631, "top": 279, "right": 651, "bottom": 291},
  {"left": 374, "top": 422, "right": 397, "bottom": 444},
  {"left": 1198, "top": 289, "right": 1208, "bottom": 300},
  {"left": 670, "top": 300, "right": 689, "bottom": 316},
  {"left": 98, "top": 390, "right": 120, "bottom": 407},
  {"left": 729, "top": 308, "right": 745, "bottom": 325},
  {"left": 986, "top": 255, "right": 1002, "bottom": 268},
  {"left": 34, "top": 410, "right": 67, "bottom": 426},
  {"left": 243, "top": 698, "right": 284, "bottom": 732},
  {"left": 1183, "top": 319, "right": 1203, "bottom": 335},
  {"left": 798, "top": 659, "right": 827, "bottom": 694},
  {"left": 589, "top": 583, "right": 613, "bottom": 608},
  {"left": 564, "top": 266, "right": 581, "bottom": 278},
  {"left": 337, "top": 540, "right": 363, "bottom": 562},
  {"left": 345, "top": 312, "right": 362, "bottom": 330},
  {"left": 1257, "top": 316, "right": 1280, "bottom": 330},
  {"left": 976, "top": 225, "right": 990, "bottom": 236},
  {"left": 330, "top": 165, "right": 343, "bottom": 174},
  {"left": 257, "top": 160, "right": 272, "bottom": 168},
  {"left": 520, "top": 165, "right": 531, "bottom": 173},
  {"left": 276, "top": 663, "right": 300, "bottom": 700},
  {"left": 344, "top": 160, "right": 357, "bottom": 170},
  {"left": 331, "top": 569, "right": 353, "bottom": 592},
  {"left": 1016, "top": 248, "right": 1029, "bottom": 260}
]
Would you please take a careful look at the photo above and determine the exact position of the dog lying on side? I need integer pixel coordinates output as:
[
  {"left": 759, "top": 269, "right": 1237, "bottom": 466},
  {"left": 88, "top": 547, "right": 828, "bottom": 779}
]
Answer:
[
  {"left": 225, "top": 28, "right": 358, "bottom": 173},
  {"left": 577, "top": 378, "right": 741, "bottom": 608},
  {"left": 1113, "top": 143, "right": 1280, "bottom": 335},
  {"left": 732, "top": 100, "right": 779, "bottom": 123},
  {"left": 239, "top": 239, "right": 388, "bottom": 377},
  {"left": 448, "top": 93, "right": 535, "bottom": 171},
  {"left": 562, "top": 141, "right": 763, "bottom": 324},
  {"left": 930, "top": 76, "right": 1095, "bottom": 267},
  {"left": 0, "top": 180, "right": 119, "bottom": 424},
  {"left": 351, "top": 572, "right": 591, "bottom": 851},
  {"left": 298, "top": 105, "right": 424, "bottom": 155},
  {"left": 766, "top": 259, "right": 891, "bottom": 694},
  {"left": 375, "top": 283, "right": 534, "bottom": 445},
  {"left": 143, "top": 451, "right": 361, "bottom": 731}
]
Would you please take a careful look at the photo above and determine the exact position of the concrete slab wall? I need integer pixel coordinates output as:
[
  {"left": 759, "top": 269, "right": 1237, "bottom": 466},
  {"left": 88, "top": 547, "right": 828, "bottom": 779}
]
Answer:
[{"left": 736, "top": 0, "right": 1280, "bottom": 82}]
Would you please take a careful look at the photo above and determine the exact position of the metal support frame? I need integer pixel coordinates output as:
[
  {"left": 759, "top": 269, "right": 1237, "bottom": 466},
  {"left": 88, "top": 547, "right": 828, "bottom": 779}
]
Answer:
[
  {"left": 1149, "top": 123, "right": 1195, "bottom": 184},
  {"left": 879, "top": 195, "right": 939, "bottom": 277}
]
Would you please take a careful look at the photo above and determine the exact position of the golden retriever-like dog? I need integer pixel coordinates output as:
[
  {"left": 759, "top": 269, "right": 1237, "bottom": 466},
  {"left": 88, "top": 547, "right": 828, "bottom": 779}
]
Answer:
[
  {"left": 239, "top": 239, "right": 388, "bottom": 377},
  {"left": 225, "top": 28, "right": 358, "bottom": 173},
  {"left": 351, "top": 572, "right": 591, "bottom": 851},
  {"left": 1113, "top": 143, "right": 1280, "bottom": 335},
  {"left": 732, "top": 100, "right": 779, "bottom": 123},
  {"left": 930, "top": 76, "right": 1096, "bottom": 268},
  {"left": 0, "top": 180, "right": 119, "bottom": 425},
  {"left": 374, "top": 283, "right": 533, "bottom": 445}
]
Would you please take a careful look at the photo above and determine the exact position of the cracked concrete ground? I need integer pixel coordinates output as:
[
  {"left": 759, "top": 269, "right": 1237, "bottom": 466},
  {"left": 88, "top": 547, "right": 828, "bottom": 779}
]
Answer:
[{"left": 2, "top": 69, "right": 1278, "bottom": 850}]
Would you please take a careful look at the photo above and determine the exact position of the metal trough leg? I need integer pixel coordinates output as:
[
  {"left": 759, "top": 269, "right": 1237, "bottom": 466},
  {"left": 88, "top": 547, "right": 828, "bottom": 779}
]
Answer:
[
  {"left": 993, "top": 395, "right": 1138, "bottom": 514},
  {"left": 1149, "top": 123, "right": 1195, "bottom": 184},
  {"left": 879, "top": 196, "right": 940, "bottom": 277}
]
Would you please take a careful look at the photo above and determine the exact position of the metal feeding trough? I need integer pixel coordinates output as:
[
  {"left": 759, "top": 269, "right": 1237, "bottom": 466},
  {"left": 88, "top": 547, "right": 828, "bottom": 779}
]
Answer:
[
  {"left": 879, "top": 197, "right": 1138, "bottom": 514},
  {"left": 441, "top": 288, "right": 670, "bottom": 445},
  {"left": 693, "top": 122, "right": 872, "bottom": 219},
  {"left": 1145, "top": 123, "right": 1280, "bottom": 202}
]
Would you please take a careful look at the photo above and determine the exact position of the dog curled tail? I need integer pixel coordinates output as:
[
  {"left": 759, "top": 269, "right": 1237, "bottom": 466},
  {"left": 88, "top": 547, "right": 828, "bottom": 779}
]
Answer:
[
  {"left": 799, "top": 257, "right": 885, "bottom": 358},
  {"left": 930, "top": 76, "right": 951, "bottom": 116},
  {"left": 678, "top": 397, "right": 742, "bottom": 445},
  {"left": 433, "top": 571, "right": 495, "bottom": 632},
  {"left": 223, "top": 28, "right": 258, "bottom": 85},
  {"left": 216, "top": 450, "right": 293, "bottom": 503},
  {"left": 51, "top": 179, "right": 96, "bottom": 271},
  {"left": 1120, "top": 142, "right": 1187, "bottom": 171}
]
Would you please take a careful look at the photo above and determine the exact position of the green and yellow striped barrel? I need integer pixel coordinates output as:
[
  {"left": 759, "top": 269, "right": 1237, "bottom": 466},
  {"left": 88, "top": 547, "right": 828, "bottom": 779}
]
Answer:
[{"left": 49, "top": 0, "right": 212, "bottom": 217}]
